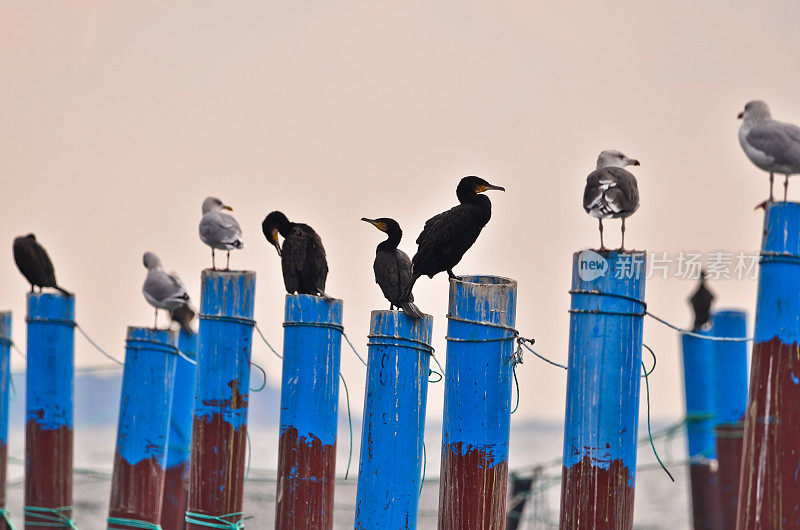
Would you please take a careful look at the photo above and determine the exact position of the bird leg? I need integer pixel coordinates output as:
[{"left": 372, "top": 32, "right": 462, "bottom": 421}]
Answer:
[
  {"left": 447, "top": 269, "right": 459, "bottom": 280},
  {"left": 154, "top": 308, "right": 159, "bottom": 329},
  {"left": 619, "top": 218, "right": 626, "bottom": 252},
  {"left": 598, "top": 219, "right": 605, "bottom": 251},
  {"left": 390, "top": 303, "right": 394, "bottom": 310},
  {"left": 770, "top": 172, "right": 775, "bottom": 203},
  {"left": 211, "top": 249, "right": 216, "bottom": 270},
  {"left": 784, "top": 174, "right": 790, "bottom": 202},
  {"left": 226, "top": 250, "right": 231, "bottom": 270}
]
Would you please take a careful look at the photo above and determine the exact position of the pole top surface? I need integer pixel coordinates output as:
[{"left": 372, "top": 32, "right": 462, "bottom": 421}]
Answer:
[
  {"left": 125, "top": 326, "right": 177, "bottom": 345},
  {"left": 284, "top": 293, "right": 343, "bottom": 324},
  {"left": 369, "top": 309, "right": 433, "bottom": 344},
  {"left": 762, "top": 201, "right": 800, "bottom": 256},
  {"left": 26, "top": 291, "right": 75, "bottom": 319},
  {"left": 200, "top": 269, "right": 256, "bottom": 319},
  {"left": 0, "top": 312, "right": 10, "bottom": 338},
  {"left": 447, "top": 274, "right": 517, "bottom": 328}
]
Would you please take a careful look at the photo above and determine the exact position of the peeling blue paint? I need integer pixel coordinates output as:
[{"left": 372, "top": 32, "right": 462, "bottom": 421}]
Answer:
[{"left": 165, "top": 330, "right": 197, "bottom": 468}]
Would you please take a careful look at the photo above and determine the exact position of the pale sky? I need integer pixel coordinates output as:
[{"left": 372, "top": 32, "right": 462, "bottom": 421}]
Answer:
[{"left": 2, "top": 1, "right": 798, "bottom": 422}]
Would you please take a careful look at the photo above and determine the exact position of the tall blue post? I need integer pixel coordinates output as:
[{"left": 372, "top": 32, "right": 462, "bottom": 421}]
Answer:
[
  {"left": 25, "top": 292, "right": 75, "bottom": 529},
  {"left": 738, "top": 202, "right": 800, "bottom": 528},
  {"left": 0, "top": 312, "right": 11, "bottom": 528},
  {"left": 276, "top": 294, "right": 343, "bottom": 529},
  {"left": 680, "top": 331, "right": 722, "bottom": 529},
  {"left": 187, "top": 270, "right": 255, "bottom": 530},
  {"left": 108, "top": 327, "right": 178, "bottom": 528},
  {"left": 559, "top": 250, "right": 646, "bottom": 530},
  {"left": 438, "top": 275, "right": 517, "bottom": 530},
  {"left": 710, "top": 309, "right": 748, "bottom": 530},
  {"left": 355, "top": 310, "right": 433, "bottom": 529},
  {"left": 161, "top": 330, "right": 198, "bottom": 530}
]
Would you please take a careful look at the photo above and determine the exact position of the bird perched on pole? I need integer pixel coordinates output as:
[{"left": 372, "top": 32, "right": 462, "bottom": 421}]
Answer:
[
  {"left": 361, "top": 217, "right": 423, "bottom": 319},
  {"left": 738, "top": 100, "right": 800, "bottom": 203},
  {"left": 142, "top": 252, "right": 190, "bottom": 329},
  {"left": 12, "top": 233, "right": 71, "bottom": 295},
  {"left": 583, "top": 150, "right": 641, "bottom": 251},
  {"left": 688, "top": 271, "right": 714, "bottom": 332},
  {"left": 262, "top": 211, "right": 329, "bottom": 297},
  {"left": 199, "top": 196, "right": 244, "bottom": 270},
  {"left": 401, "top": 176, "right": 505, "bottom": 300}
]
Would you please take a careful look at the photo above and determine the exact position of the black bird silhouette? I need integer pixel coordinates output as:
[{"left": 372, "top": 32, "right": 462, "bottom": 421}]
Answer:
[
  {"left": 402, "top": 176, "right": 504, "bottom": 300},
  {"left": 12, "top": 234, "right": 71, "bottom": 295},
  {"left": 170, "top": 303, "right": 196, "bottom": 335},
  {"left": 689, "top": 271, "right": 715, "bottom": 332},
  {"left": 262, "top": 211, "right": 329, "bottom": 296},
  {"left": 361, "top": 217, "right": 423, "bottom": 319}
]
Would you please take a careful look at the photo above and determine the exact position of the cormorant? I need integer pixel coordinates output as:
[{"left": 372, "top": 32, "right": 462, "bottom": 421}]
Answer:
[
  {"left": 738, "top": 100, "right": 800, "bottom": 202},
  {"left": 361, "top": 217, "right": 423, "bottom": 319},
  {"left": 262, "top": 211, "right": 329, "bottom": 296},
  {"left": 689, "top": 271, "right": 714, "bottom": 332},
  {"left": 170, "top": 303, "right": 196, "bottom": 335},
  {"left": 12, "top": 234, "right": 70, "bottom": 295},
  {"left": 402, "top": 176, "right": 504, "bottom": 299},
  {"left": 583, "top": 150, "right": 641, "bottom": 250},
  {"left": 142, "top": 252, "right": 190, "bottom": 329},
  {"left": 199, "top": 196, "right": 244, "bottom": 270}
]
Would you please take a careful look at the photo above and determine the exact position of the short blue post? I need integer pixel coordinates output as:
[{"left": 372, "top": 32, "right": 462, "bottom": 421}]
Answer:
[
  {"left": 108, "top": 327, "right": 178, "bottom": 528},
  {"left": 438, "top": 275, "right": 517, "bottom": 529},
  {"left": 24, "top": 292, "right": 75, "bottom": 529},
  {"left": 710, "top": 309, "right": 748, "bottom": 530},
  {"left": 680, "top": 331, "right": 722, "bottom": 529},
  {"left": 187, "top": 270, "right": 255, "bottom": 530},
  {"left": 355, "top": 310, "right": 433, "bottom": 529},
  {"left": 276, "top": 294, "right": 343, "bottom": 529},
  {"left": 559, "top": 250, "right": 646, "bottom": 530},
  {"left": 161, "top": 330, "right": 198, "bottom": 530},
  {"left": 0, "top": 312, "right": 11, "bottom": 526}
]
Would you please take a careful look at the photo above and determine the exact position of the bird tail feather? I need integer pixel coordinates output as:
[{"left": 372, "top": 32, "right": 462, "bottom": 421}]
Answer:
[
  {"left": 401, "top": 302, "right": 424, "bottom": 319},
  {"left": 399, "top": 275, "right": 419, "bottom": 307},
  {"left": 55, "top": 285, "right": 72, "bottom": 297}
]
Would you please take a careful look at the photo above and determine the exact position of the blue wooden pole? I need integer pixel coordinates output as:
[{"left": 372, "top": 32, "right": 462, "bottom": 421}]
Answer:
[
  {"left": 738, "top": 202, "right": 800, "bottom": 528},
  {"left": 276, "top": 294, "right": 343, "bottom": 529},
  {"left": 354, "top": 310, "right": 433, "bottom": 529},
  {"left": 24, "top": 292, "right": 75, "bottom": 529},
  {"left": 108, "top": 327, "right": 178, "bottom": 528},
  {"left": 186, "top": 270, "right": 255, "bottom": 530},
  {"left": 0, "top": 312, "right": 11, "bottom": 524},
  {"left": 710, "top": 309, "right": 748, "bottom": 530},
  {"left": 681, "top": 331, "right": 722, "bottom": 529},
  {"left": 559, "top": 250, "right": 646, "bottom": 530},
  {"left": 161, "top": 329, "right": 198, "bottom": 530},
  {"left": 438, "top": 275, "right": 517, "bottom": 529}
]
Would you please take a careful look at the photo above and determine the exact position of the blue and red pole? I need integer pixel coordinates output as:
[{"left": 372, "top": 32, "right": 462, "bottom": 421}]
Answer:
[
  {"left": 187, "top": 270, "right": 255, "bottom": 530},
  {"left": 0, "top": 312, "right": 11, "bottom": 528},
  {"left": 438, "top": 275, "right": 517, "bottom": 529},
  {"left": 161, "top": 329, "right": 198, "bottom": 530},
  {"left": 275, "top": 294, "right": 343, "bottom": 528},
  {"left": 108, "top": 327, "right": 178, "bottom": 528},
  {"left": 355, "top": 310, "right": 433, "bottom": 529},
  {"left": 559, "top": 250, "right": 646, "bottom": 530},
  {"left": 738, "top": 202, "right": 800, "bottom": 528},
  {"left": 24, "top": 292, "right": 75, "bottom": 529},
  {"left": 710, "top": 309, "right": 748, "bottom": 530}
]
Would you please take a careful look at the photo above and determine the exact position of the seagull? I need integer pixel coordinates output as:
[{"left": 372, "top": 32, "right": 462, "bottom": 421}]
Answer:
[
  {"left": 142, "top": 252, "right": 190, "bottom": 329},
  {"left": 738, "top": 100, "right": 800, "bottom": 202},
  {"left": 688, "top": 270, "right": 714, "bottom": 332},
  {"left": 583, "top": 150, "right": 641, "bottom": 251},
  {"left": 12, "top": 234, "right": 71, "bottom": 295},
  {"left": 262, "top": 211, "right": 329, "bottom": 296},
  {"left": 199, "top": 197, "right": 244, "bottom": 270}
]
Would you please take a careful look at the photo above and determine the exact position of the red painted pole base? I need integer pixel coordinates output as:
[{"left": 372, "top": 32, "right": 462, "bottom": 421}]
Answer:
[
  {"left": 161, "top": 462, "right": 189, "bottom": 530},
  {"left": 688, "top": 462, "right": 722, "bottom": 529},
  {"left": 108, "top": 453, "right": 166, "bottom": 527},
  {"left": 24, "top": 420, "right": 72, "bottom": 529},
  {"left": 559, "top": 456, "right": 634, "bottom": 529},
  {"left": 716, "top": 423, "right": 744, "bottom": 530}
]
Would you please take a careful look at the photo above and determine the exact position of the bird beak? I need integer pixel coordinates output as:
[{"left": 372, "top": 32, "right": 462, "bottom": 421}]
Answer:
[
  {"left": 629, "top": 159, "right": 641, "bottom": 166},
  {"left": 223, "top": 205, "right": 234, "bottom": 211},
  {"left": 480, "top": 183, "right": 505, "bottom": 192},
  {"left": 737, "top": 112, "right": 744, "bottom": 120},
  {"left": 271, "top": 239, "right": 282, "bottom": 256},
  {"left": 361, "top": 217, "right": 386, "bottom": 232}
]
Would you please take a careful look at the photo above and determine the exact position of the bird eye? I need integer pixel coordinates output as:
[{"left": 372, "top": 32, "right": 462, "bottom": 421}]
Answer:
[{"left": 618, "top": 154, "right": 624, "bottom": 158}]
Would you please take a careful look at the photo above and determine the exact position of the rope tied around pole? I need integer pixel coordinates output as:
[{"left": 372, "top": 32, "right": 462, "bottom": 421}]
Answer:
[
  {"left": 0, "top": 507, "right": 15, "bottom": 530},
  {"left": 23, "top": 506, "right": 78, "bottom": 529},
  {"left": 283, "top": 320, "right": 369, "bottom": 367},
  {"left": 199, "top": 314, "right": 267, "bottom": 392},
  {"left": 366, "top": 333, "right": 443, "bottom": 383},
  {"left": 184, "top": 512, "right": 250, "bottom": 529},
  {"left": 339, "top": 371, "right": 353, "bottom": 480},
  {"left": 107, "top": 517, "right": 163, "bottom": 529},
  {"left": 641, "top": 343, "right": 674, "bottom": 482}
]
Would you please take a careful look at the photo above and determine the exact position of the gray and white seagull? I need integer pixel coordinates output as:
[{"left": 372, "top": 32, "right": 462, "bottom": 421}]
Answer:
[
  {"left": 583, "top": 150, "right": 641, "bottom": 251},
  {"left": 142, "top": 252, "right": 190, "bottom": 329},
  {"left": 199, "top": 196, "right": 244, "bottom": 270},
  {"left": 738, "top": 100, "right": 800, "bottom": 203}
]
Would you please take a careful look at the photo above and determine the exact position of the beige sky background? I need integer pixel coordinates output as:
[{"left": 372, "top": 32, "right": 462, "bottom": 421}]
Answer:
[{"left": 1, "top": 1, "right": 798, "bottom": 422}]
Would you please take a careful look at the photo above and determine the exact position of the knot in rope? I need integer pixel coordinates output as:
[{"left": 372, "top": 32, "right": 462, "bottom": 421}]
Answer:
[
  {"left": 184, "top": 512, "right": 249, "bottom": 529},
  {"left": 24, "top": 506, "right": 77, "bottom": 529}
]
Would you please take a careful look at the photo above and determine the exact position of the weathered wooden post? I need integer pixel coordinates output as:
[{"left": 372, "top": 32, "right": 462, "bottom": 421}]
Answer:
[
  {"left": 161, "top": 329, "right": 198, "bottom": 530},
  {"left": 275, "top": 294, "right": 343, "bottom": 529},
  {"left": 186, "top": 270, "right": 255, "bottom": 530},
  {"left": 438, "top": 275, "right": 518, "bottom": 529},
  {"left": 0, "top": 312, "right": 12, "bottom": 529},
  {"left": 25, "top": 292, "right": 75, "bottom": 529},
  {"left": 737, "top": 202, "right": 800, "bottom": 528},
  {"left": 354, "top": 310, "right": 433, "bottom": 528},
  {"left": 107, "top": 327, "right": 178, "bottom": 529},
  {"left": 559, "top": 250, "right": 646, "bottom": 530}
]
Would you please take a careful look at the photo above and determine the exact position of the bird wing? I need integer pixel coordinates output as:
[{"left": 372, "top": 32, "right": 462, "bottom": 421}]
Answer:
[
  {"left": 144, "top": 270, "right": 188, "bottom": 306},
  {"left": 32, "top": 242, "right": 58, "bottom": 285},
  {"left": 583, "top": 168, "right": 639, "bottom": 216},
  {"left": 374, "top": 251, "right": 403, "bottom": 304},
  {"left": 281, "top": 225, "right": 329, "bottom": 294},
  {"left": 396, "top": 249, "right": 414, "bottom": 303},
  {"left": 199, "top": 212, "right": 243, "bottom": 246},
  {"left": 746, "top": 120, "right": 800, "bottom": 168},
  {"left": 413, "top": 203, "right": 483, "bottom": 275}
]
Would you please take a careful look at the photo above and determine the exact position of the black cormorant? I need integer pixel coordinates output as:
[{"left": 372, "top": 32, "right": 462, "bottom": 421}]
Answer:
[
  {"left": 12, "top": 234, "right": 70, "bottom": 295},
  {"left": 583, "top": 150, "right": 640, "bottom": 250},
  {"left": 402, "top": 176, "right": 504, "bottom": 299},
  {"left": 361, "top": 217, "right": 423, "bottom": 319},
  {"left": 689, "top": 271, "right": 714, "bottom": 332},
  {"left": 262, "top": 211, "right": 329, "bottom": 296}
]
